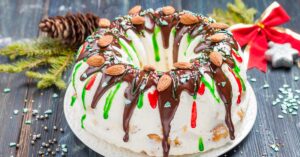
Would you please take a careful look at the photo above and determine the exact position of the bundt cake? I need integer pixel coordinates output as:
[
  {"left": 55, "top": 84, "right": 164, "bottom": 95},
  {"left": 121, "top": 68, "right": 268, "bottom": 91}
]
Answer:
[{"left": 66, "top": 5, "right": 249, "bottom": 157}]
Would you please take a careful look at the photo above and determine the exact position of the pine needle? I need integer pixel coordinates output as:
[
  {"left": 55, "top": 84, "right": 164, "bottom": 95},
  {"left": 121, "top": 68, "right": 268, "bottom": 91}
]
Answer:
[
  {"left": 209, "top": 0, "right": 257, "bottom": 25},
  {"left": 0, "top": 38, "right": 73, "bottom": 60},
  {"left": 0, "top": 57, "right": 48, "bottom": 73},
  {"left": 0, "top": 37, "right": 76, "bottom": 89}
]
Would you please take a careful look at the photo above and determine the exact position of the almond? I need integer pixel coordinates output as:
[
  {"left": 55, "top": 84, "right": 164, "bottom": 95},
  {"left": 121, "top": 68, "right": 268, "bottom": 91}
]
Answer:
[
  {"left": 237, "top": 109, "right": 245, "bottom": 121},
  {"left": 105, "top": 64, "right": 126, "bottom": 76},
  {"left": 98, "top": 34, "right": 114, "bottom": 48},
  {"left": 128, "top": 5, "right": 142, "bottom": 15},
  {"left": 210, "top": 23, "right": 229, "bottom": 29},
  {"left": 162, "top": 6, "right": 175, "bottom": 15},
  {"left": 209, "top": 51, "right": 223, "bottom": 67},
  {"left": 208, "top": 33, "right": 226, "bottom": 42},
  {"left": 86, "top": 55, "right": 105, "bottom": 67},
  {"left": 157, "top": 74, "right": 172, "bottom": 92},
  {"left": 174, "top": 137, "right": 181, "bottom": 146},
  {"left": 180, "top": 13, "right": 199, "bottom": 25},
  {"left": 173, "top": 62, "right": 192, "bottom": 69},
  {"left": 182, "top": 125, "right": 188, "bottom": 133},
  {"left": 131, "top": 15, "right": 145, "bottom": 25},
  {"left": 211, "top": 124, "right": 229, "bottom": 142},
  {"left": 143, "top": 65, "right": 156, "bottom": 71},
  {"left": 147, "top": 134, "right": 162, "bottom": 142},
  {"left": 98, "top": 18, "right": 111, "bottom": 28}
]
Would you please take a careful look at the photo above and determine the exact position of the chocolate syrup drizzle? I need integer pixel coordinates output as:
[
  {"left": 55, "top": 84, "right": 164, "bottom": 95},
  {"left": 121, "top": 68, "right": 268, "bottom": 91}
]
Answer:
[{"left": 75, "top": 8, "right": 242, "bottom": 157}]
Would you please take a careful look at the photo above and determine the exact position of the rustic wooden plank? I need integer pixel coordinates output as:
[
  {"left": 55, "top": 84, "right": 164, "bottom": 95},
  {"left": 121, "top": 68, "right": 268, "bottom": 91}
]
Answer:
[
  {"left": 0, "top": 66, "right": 29, "bottom": 157},
  {"left": 8, "top": 0, "right": 51, "bottom": 156},
  {"left": 0, "top": 0, "right": 46, "bottom": 156}
]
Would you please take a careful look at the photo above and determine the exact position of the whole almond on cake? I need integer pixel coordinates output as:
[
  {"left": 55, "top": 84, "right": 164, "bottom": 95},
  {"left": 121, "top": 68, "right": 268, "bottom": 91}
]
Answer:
[
  {"left": 157, "top": 74, "right": 172, "bottom": 92},
  {"left": 98, "top": 18, "right": 111, "bottom": 28},
  {"left": 162, "top": 6, "right": 175, "bottom": 15},
  {"left": 87, "top": 55, "right": 105, "bottom": 67},
  {"left": 98, "top": 35, "right": 114, "bottom": 48},
  {"left": 105, "top": 65, "right": 126, "bottom": 76},
  {"left": 180, "top": 13, "right": 199, "bottom": 25},
  {"left": 209, "top": 51, "right": 223, "bottom": 67}
]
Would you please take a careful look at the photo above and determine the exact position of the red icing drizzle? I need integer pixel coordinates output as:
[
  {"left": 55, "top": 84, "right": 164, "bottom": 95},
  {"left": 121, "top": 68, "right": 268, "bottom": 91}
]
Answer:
[
  {"left": 228, "top": 68, "right": 242, "bottom": 104},
  {"left": 148, "top": 90, "right": 159, "bottom": 109},
  {"left": 197, "top": 82, "right": 205, "bottom": 95},
  {"left": 231, "top": 49, "right": 243, "bottom": 63},
  {"left": 191, "top": 101, "right": 197, "bottom": 128},
  {"left": 80, "top": 42, "right": 88, "bottom": 54},
  {"left": 85, "top": 74, "right": 97, "bottom": 90}
]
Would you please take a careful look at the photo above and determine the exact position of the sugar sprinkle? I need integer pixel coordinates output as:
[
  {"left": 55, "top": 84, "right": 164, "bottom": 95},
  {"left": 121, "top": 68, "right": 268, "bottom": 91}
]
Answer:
[
  {"left": 3, "top": 88, "right": 11, "bottom": 93},
  {"left": 272, "top": 84, "right": 299, "bottom": 117}
]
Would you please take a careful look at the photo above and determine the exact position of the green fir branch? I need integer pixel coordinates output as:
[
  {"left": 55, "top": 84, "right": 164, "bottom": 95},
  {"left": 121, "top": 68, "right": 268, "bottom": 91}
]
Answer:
[
  {"left": 209, "top": 0, "right": 257, "bottom": 25},
  {"left": 0, "top": 57, "right": 48, "bottom": 73},
  {"left": 26, "top": 53, "right": 74, "bottom": 89},
  {"left": 0, "top": 37, "right": 76, "bottom": 89},
  {"left": 0, "top": 38, "right": 73, "bottom": 60}
]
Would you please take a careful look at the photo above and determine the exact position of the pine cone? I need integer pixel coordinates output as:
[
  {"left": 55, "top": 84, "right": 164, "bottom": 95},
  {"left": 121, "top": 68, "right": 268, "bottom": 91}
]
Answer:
[{"left": 39, "top": 12, "right": 100, "bottom": 48}]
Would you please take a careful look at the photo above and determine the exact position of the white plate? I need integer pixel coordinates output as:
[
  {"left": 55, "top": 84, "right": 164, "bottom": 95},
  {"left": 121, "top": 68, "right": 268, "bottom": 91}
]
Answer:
[{"left": 64, "top": 83, "right": 257, "bottom": 157}]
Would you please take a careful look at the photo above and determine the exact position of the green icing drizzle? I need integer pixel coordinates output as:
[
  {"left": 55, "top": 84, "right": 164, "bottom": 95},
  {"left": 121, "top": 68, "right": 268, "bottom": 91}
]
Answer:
[
  {"left": 198, "top": 137, "right": 204, "bottom": 152},
  {"left": 130, "top": 42, "right": 137, "bottom": 56},
  {"left": 172, "top": 28, "right": 176, "bottom": 36},
  {"left": 81, "top": 114, "right": 86, "bottom": 129},
  {"left": 103, "top": 83, "right": 122, "bottom": 119},
  {"left": 137, "top": 93, "right": 144, "bottom": 109},
  {"left": 119, "top": 39, "right": 134, "bottom": 62},
  {"left": 81, "top": 78, "right": 92, "bottom": 111},
  {"left": 129, "top": 41, "right": 143, "bottom": 66},
  {"left": 72, "top": 62, "right": 83, "bottom": 91},
  {"left": 103, "top": 91, "right": 113, "bottom": 119},
  {"left": 193, "top": 94, "right": 197, "bottom": 100},
  {"left": 201, "top": 77, "right": 221, "bottom": 103},
  {"left": 152, "top": 26, "right": 161, "bottom": 62},
  {"left": 70, "top": 95, "right": 76, "bottom": 107},
  {"left": 184, "top": 34, "right": 193, "bottom": 56},
  {"left": 187, "top": 34, "right": 192, "bottom": 45},
  {"left": 76, "top": 45, "right": 83, "bottom": 58}
]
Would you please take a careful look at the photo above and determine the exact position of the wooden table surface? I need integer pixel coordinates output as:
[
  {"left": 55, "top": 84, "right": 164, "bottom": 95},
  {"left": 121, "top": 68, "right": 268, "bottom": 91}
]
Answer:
[{"left": 1, "top": 0, "right": 300, "bottom": 156}]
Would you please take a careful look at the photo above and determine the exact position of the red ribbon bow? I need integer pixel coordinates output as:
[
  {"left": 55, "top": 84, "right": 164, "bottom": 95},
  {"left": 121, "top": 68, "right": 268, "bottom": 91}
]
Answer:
[{"left": 231, "top": 2, "right": 300, "bottom": 72}]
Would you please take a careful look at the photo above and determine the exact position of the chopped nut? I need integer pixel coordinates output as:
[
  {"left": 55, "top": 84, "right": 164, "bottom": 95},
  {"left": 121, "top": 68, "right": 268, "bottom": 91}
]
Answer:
[
  {"left": 147, "top": 133, "right": 162, "bottom": 142},
  {"left": 237, "top": 109, "right": 245, "bottom": 121},
  {"left": 211, "top": 124, "right": 229, "bottom": 142}
]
